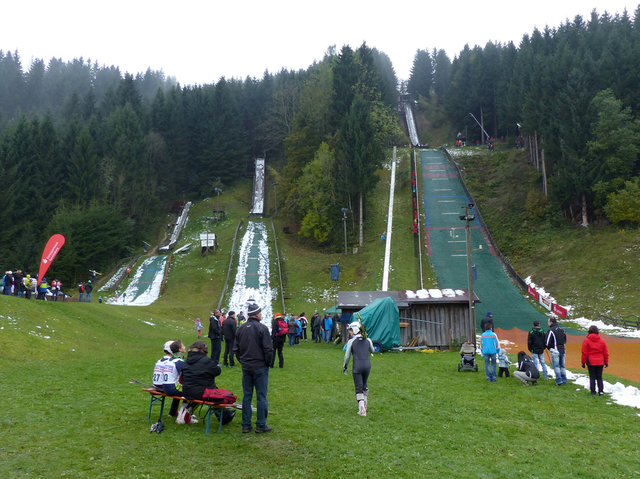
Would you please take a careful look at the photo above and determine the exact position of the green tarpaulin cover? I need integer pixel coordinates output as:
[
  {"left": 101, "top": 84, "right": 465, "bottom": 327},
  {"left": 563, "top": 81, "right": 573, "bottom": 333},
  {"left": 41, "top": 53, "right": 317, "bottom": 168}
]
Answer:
[
  {"left": 356, "top": 297, "right": 401, "bottom": 351},
  {"left": 324, "top": 306, "right": 342, "bottom": 314}
]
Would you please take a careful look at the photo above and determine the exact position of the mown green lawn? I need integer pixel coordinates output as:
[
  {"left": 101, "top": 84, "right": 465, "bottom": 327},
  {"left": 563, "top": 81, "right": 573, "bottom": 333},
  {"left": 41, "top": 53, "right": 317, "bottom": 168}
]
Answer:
[{"left": 2, "top": 294, "right": 639, "bottom": 478}]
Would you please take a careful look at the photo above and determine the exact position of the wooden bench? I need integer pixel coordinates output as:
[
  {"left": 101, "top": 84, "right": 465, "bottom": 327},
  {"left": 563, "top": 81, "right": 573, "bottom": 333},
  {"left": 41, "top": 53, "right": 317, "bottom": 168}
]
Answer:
[{"left": 142, "top": 388, "right": 239, "bottom": 434}]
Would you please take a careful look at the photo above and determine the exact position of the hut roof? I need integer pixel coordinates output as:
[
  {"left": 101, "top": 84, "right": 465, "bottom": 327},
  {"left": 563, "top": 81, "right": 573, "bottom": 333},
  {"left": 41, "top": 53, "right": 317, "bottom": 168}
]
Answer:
[{"left": 338, "top": 289, "right": 480, "bottom": 310}]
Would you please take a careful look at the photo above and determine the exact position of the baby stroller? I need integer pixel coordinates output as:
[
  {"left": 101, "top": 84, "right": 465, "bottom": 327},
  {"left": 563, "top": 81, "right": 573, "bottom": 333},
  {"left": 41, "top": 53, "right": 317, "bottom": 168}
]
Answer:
[{"left": 458, "top": 341, "right": 478, "bottom": 372}]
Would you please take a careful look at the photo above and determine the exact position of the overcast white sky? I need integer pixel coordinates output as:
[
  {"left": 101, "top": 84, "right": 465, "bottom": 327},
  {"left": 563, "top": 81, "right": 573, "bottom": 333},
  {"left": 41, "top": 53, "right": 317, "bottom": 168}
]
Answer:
[{"left": 2, "top": 1, "right": 638, "bottom": 86}]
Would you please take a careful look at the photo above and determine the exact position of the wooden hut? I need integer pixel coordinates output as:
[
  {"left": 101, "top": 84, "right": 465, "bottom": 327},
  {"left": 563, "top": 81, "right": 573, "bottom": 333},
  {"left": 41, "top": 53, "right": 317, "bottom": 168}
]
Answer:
[{"left": 338, "top": 289, "right": 480, "bottom": 349}]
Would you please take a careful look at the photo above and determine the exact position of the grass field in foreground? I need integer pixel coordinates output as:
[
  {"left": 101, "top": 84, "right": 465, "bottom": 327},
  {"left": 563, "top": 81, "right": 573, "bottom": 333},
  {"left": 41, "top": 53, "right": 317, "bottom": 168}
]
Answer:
[{"left": 1, "top": 294, "right": 639, "bottom": 478}]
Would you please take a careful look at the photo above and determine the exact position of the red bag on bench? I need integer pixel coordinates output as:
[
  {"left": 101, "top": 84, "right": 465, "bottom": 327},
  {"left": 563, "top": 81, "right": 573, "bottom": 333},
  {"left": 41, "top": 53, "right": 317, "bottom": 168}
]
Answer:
[{"left": 202, "top": 388, "right": 237, "bottom": 405}]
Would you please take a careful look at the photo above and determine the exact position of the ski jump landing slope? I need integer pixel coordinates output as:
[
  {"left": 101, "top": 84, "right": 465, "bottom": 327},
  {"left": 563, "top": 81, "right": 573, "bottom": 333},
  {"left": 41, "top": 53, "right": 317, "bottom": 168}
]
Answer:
[
  {"left": 107, "top": 255, "right": 167, "bottom": 306},
  {"left": 403, "top": 101, "right": 420, "bottom": 146},
  {"left": 249, "top": 158, "right": 265, "bottom": 217},
  {"left": 226, "top": 221, "right": 273, "bottom": 328},
  {"left": 419, "top": 149, "right": 545, "bottom": 331}
]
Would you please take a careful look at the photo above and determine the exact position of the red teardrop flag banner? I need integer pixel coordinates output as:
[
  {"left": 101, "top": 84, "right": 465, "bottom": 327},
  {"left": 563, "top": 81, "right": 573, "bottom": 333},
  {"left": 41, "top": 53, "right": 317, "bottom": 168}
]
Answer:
[{"left": 37, "top": 234, "right": 65, "bottom": 285}]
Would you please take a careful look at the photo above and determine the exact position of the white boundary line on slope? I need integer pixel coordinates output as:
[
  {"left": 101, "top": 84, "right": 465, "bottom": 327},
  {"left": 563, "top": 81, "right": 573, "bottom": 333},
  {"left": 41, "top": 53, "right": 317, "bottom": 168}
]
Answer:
[{"left": 381, "top": 147, "right": 397, "bottom": 291}]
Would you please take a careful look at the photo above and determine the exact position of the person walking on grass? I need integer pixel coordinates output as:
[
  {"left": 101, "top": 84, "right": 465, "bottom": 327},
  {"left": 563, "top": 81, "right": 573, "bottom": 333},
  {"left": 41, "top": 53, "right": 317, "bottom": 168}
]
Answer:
[
  {"left": 527, "top": 320, "right": 550, "bottom": 380},
  {"left": 208, "top": 309, "right": 222, "bottom": 365},
  {"left": 513, "top": 351, "right": 540, "bottom": 386},
  {"left": 287, "top": 314, "right": 297, "bottom": 346},
  {"left": 323, "top": 314, "right": 333, "bottom": 343},
  {"left": 233, "top": 303, "right": 273, "bottom": 433},
  {"left": 84, "top": 280, "right": 93, "bottom": 302},
  {"left": 481, "top": 323, "right": 499, "bottom": 382},
  {"left": 195, "top": 318, "right": 203, "bottom": 339},
  {"left": 299, "top": 313, "right": 308, "bottom": 341},
  {"left": 222, "top": 311, "right": 237, "bottom": 367},
  {"left": 546, "top": 317, "right": 567, "bottom": 386},
  {"left": 270, "top": 312, "right": 287, "bottom": 368},
  {"left": 311, "top": 312, "right": 322, "bottom": 342},
  {"left": 343, "top": 321, "right": 375, "bottom": 416},
  {"left": 581, "top": 325, "right": 609, "bottom": 396}
]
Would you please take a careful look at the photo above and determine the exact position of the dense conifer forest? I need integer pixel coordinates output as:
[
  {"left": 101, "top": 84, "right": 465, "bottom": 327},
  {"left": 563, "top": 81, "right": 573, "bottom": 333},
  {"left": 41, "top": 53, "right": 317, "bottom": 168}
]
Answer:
[
  {"left": 407, "top": 8, "right": 640, "bottom": 227},
  {"left": 2, "top": 8, "right": 640, "bottom": 285},
  {"left": 0, "top": 44, "right": 401, "bottom": 283}
]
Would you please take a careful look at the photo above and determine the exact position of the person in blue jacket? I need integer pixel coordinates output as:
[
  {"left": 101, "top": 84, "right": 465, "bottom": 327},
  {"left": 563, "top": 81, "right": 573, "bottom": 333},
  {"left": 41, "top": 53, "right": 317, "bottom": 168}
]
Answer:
[
  {"left": 481, "top": 323, "right": 499, "bottom": 382},
  {"left": 294, "top": 316, "right": 301, "bottom": 345},
  {"left": 323, "top": 314, "right": 333, "bottom": 343}
]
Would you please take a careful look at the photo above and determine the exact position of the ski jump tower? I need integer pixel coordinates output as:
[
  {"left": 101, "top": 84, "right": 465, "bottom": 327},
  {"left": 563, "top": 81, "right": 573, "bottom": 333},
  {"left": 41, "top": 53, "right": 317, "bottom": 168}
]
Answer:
[{"left": 249, "top": 158, "right": 265, "bottom": 217}]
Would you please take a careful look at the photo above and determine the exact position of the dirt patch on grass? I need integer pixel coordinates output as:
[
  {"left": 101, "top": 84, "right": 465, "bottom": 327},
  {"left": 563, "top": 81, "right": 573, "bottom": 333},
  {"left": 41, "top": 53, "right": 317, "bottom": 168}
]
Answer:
[{"left": 496, "top": 327, "right": 640, "bottom": 384}]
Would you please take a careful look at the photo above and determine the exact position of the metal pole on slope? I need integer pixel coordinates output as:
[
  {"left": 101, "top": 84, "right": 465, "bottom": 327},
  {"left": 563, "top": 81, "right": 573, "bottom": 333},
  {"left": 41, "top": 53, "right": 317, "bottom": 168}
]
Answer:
[
  {"left": 461, "top": 204, "right": 476, "bottom": 347},
  {"left": 272, "top": 182, "right": 278, "bottom": 217},
  {"left": 415, "top": 148, "right": 424, "bottom": 290},
  {"left": 469, "top": 113, "right": 490, "bottom": 143},
  {"left": 341, "top": 208, "right": 348, "bottom": 255}
]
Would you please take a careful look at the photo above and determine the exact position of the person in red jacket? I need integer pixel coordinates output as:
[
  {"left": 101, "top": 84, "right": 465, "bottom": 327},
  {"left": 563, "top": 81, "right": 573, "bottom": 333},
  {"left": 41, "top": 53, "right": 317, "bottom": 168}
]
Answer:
[{"left": 581, "top": 325, "right": 609, "bottom": 396}]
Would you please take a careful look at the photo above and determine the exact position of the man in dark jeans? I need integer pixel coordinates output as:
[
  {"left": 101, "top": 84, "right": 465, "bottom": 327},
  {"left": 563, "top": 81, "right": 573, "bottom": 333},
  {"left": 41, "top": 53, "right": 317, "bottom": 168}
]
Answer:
[
  {"left": 222, "top": 311, "right": 237, "bottom": 367},
  {"left": 233, "top": 303, "right": 273, "bottom": 434},
  {"left": 208, "top": 309, "right": 222, "bottom": 365}
]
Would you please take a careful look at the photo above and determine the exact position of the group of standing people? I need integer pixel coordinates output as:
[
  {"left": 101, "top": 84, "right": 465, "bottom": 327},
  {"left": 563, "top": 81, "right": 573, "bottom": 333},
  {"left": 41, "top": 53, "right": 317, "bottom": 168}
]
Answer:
[
  {"left": 205, "top": 308, "right": 246, "bottom": 367},
  {"left": 2, "top": 270, "right": 68, "bottom": 301},
  {"left": 481, "top": 313, "right": 610, "bottom": 396},
  {"left": 2, "top": 269, "right": 102, "bottom": 302},
  {"left": 77, "top": 280, "right": 94, "bottom": 302}
]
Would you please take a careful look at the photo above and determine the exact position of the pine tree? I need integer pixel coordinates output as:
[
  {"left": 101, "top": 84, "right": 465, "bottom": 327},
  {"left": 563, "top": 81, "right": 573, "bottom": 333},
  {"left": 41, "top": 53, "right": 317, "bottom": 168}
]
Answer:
[{"left": 408, "top": 49, "right": 432, "bottom": 99}]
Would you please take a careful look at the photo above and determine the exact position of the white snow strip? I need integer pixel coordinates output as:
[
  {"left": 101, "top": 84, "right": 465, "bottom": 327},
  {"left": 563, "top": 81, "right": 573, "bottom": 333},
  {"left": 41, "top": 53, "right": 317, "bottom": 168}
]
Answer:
[
  {"left": 226, "top": 222, "right": 273, "bottom": 330},
  {"left": 571, "top": 317, "right": 640, "bottom": 338},
  {"left": 572, "top": 373, "right": 640, "bottom": 410},
  {"left": 106, "top": 256, "right": 167, "bottom": 307},
  {"left": 250, "top": 158, "right": 265, "bottom": 216},
  {"left": 99, "top": 265, "right": 128, "bottom": 291},
  {"left": 382, "top": 147, "right": 397, "bottom": 291}
]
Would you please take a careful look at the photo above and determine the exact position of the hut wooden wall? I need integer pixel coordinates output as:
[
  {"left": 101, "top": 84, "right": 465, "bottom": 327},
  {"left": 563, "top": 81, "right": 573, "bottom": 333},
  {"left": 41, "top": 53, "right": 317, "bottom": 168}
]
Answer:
[{"left": 400, "top": 304, "right": 474, "bottom": 348}]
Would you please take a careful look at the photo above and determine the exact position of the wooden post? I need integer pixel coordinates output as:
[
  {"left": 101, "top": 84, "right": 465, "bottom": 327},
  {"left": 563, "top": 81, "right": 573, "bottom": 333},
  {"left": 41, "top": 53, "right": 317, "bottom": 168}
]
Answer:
[
  {"left": 533, "top": 131, "right": 540, "bottom": 170},
  {"left": 542, "top": 148, "right": 548, "bottom": 197}
]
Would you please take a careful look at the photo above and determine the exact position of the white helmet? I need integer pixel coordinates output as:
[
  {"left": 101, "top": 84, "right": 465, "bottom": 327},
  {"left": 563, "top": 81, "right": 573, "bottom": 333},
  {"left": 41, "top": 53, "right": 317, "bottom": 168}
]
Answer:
[{"left": 349, "top": 321, "right": 361, "bottom": 334}]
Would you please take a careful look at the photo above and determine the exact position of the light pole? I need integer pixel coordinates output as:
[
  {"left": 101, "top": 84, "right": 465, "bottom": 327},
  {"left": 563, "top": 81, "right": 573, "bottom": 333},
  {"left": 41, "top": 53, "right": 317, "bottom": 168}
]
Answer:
[
  {"left": 460, "top": 204, "right": 476, "bottom": 347},
  {"left": 272, "top": 182, "right": 278, "bottom": 217},
  {"left": 341, "top": 208, "right": 348, "bottom": 255}
]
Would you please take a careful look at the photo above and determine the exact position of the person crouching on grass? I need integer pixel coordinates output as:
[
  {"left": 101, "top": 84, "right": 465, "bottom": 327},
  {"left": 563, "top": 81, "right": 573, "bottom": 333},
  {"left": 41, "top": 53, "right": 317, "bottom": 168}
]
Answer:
[
  {"left": 514, "top": 351, "right": 540, "bottom": 386},
  {"left": 343, "top": 321, "right": 374, "bottom": 416}
]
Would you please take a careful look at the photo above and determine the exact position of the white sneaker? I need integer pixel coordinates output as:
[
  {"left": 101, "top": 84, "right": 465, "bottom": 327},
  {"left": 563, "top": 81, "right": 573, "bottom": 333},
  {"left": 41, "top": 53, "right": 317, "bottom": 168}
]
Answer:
[
  {"left": 189, "top": 415, "right": 199, "bottom": 424},
  {"left": 175, "top": 407, "right": 187, "bottom": 425},
  {"left": 358, "top": 400, "right": 366, "bottom": 416}
]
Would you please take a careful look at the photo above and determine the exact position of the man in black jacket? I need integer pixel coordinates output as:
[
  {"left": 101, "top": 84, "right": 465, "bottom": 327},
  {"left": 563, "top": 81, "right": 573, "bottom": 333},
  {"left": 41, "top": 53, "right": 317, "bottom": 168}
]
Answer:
[
  {"left": 222, "top": 311, "right": 237, "bottom": 367},
  {"left": 527, "top": 320, "right": 549, "bottom": 380},
  {"left": 208, "top": 309, "right": 222, "bottom": 365},
  {"left": 233, "top": 303, "right": 273, "bottom": 434},
  {"left": 480, "top": 312, "right": 494, "bottom": 332},
  {"left": 546, "top": 317, "right": 567, "bottom": 386},
  {"left": 513, "top": 351, "right": 540, "bottom": 386}
]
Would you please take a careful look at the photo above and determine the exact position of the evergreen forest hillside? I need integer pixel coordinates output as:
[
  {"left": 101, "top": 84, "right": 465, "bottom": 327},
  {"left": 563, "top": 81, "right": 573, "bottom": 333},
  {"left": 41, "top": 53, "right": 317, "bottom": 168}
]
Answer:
[
  {"left": 407, "top": 7, "right": 640, "bottom": 230},
  {"left": 3, "top": 6, "right": 640, "bottom": 292}
]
